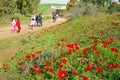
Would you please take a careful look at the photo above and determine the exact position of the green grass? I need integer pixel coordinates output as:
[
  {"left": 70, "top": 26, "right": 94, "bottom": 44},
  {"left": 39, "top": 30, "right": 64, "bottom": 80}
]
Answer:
[{"left": 0, "top": 13, "right": 120, "bottom": 80}]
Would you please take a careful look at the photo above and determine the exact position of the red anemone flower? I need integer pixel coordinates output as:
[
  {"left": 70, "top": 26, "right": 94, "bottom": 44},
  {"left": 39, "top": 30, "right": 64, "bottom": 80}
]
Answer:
[
  {"left": 53, "top": 58, "right": 57, "bottom": 63},
  {"left": 110, "top": 48, "right": 119, "bottom": 53},
  {"left": 46, "top": 61, "right": 51, "bottom": 66},
  {"left": 102, "top": 42, "right": 108, "bottom": 48},
  {"left": 59, "top": 64, "right": 63, "bottom": 68},
  {"left": 58, "top": 70, "right": 68, "bottom": 79},
  {"left": 82, "top": 75, "right": 88, "bottom": 80},
  {"left": 86, "top": 65, "right": 94, "bottom": 71},
  {"left": 95, "top": 50, "right": 101, "bottom": 55},
  {"left": 83, "top": 48, "right": 89, "bottom": 54},
  {"left": 26, "top": 54, "right": 31, "bottom": 60},
  {"left": 34, "top": 65, "right": 38, "bottom": 69},
  {"left": 94, "top": 39, "right": 98, "bottom": 44},
  {"left": 35, "top": 69, "right": 41, "bottom": 75},
  {"left": 73, "top": 71, "right": 79, "bottom": 76},
  {"left": 62, "top": 58, "right": 67, "bottom": 64},
  {"left": 99, "top": 58, "right": 103, "bottom": 63},
  {"left": 49, "top": 68, "right": 54, "bottom": 73},
  {"left": 61, "top": 54, "right": 65, "bottom": 57},
  {"left": 93, "top": 45, "right": 97, "bottom": 51},
  {"left": 75, "top": 44, "right": 80, "bottom": 50},
  {"left": 68, "top": 49, "right": 72, "bottom": 55},
  {"left": 107, "top": 65, "right": 113, "bottom": 70},
  {"left": 96, "top": 67, "right": 103, "bottom": 73}
]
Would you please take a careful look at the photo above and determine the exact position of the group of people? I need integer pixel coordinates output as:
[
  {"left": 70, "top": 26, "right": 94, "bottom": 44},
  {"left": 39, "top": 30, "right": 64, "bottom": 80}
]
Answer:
[
  {"left": 11, "top": 17, "right": 21, "bottom": 33},
  {"left": 29, "top": 13, "right": 43, "bottom": 30},
  {"left": 52, "top": 12, "right": 63, "bottom": 22},
  {"left": 11, "top": 12, "right": 63, "bottom": 32},
  {"left": 29, "top": 12, "right": 57, "bottom": 30}
]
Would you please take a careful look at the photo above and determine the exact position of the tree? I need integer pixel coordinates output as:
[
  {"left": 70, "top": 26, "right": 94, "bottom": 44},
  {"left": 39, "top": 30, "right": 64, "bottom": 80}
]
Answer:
[
  {"left": 16, "top": 0, "right": 40, "bottom": 15},
  {"left": 1, "top": 0, "right": 17, "bottom": 14},
  {"left": 0, "top": 0, "right": 40, "bottom": 15},
  {"left": 81, "top": 0, "right": 112, "bottom": 7},
  {"left": 67, "top": 0, "right": 112, "bottom": 9},
  {"left": 66, "top": 0, "right": 78, "bottom": 9}
]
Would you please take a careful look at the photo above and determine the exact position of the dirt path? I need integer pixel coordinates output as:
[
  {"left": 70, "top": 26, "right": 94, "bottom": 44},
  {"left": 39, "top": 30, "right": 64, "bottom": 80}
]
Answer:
[
  {"left": 0, "top": 18, "right": 67, "bottom": 67},
  {"left": 0, "top": 18, "right": 67, "bottom": 40}
]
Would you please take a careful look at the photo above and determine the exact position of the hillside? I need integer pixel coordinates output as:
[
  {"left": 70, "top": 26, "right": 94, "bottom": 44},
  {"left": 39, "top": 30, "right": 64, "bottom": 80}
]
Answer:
[{"left": 0, "top": 13, "right": 120, "bottom": 80}]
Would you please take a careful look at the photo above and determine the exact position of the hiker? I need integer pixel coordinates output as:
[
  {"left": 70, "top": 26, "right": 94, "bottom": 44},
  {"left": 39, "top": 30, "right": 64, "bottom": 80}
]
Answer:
[
  {"left": 16, "top": 17, "right": 21, "bottom": 33},
  {"left": 52, "top": 12, "right": 57, "bottom": 22},
  {"left": 11, "top": 17, "right": 16, "bottom": 32},
  {"left": 37, "top": 13, "right": 43, "bottom": 27},
  {"left": 36, "top": 15, "right": 39, "bottom": 26},
  {"left": 30, "top": 18, "right": 37, "bottom": 30}
]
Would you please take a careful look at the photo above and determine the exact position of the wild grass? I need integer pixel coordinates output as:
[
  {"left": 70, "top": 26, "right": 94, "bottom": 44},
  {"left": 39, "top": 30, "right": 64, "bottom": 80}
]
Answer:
[{"left": 0, "top": 13, "right": 120, "bottom": 80}]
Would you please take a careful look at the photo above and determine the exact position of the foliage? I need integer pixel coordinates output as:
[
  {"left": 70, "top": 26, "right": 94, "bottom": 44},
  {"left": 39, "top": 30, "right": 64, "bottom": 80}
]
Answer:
[
  {"left": 16, "top": 0, "right": 40, "bottom": 16},
  {"left": 108, "top": 2, "right": 120, "bottom": 13},
  {"left": 1, "top": 0, "right": 17, "bottom": 14},
  {"left": 0, "top": 13, "right": 120, "bottom": 80},
  {"left": 65, "top": 1, "right": 103, "bottom": 19},
  {"left": 66, "top": 0, "right": 112, "bottom": 10},
  {"left": 66, "top": 0, "right": 120, "bottom": 20},
  {"left": 66, "top": 0, "right": 78, "bottom": 9},
  {"left": 80, "top": 0, "right": 111, "bottom": 7},
  {"left": 0, "top": 0, "right": 40, "bottom": 16}
]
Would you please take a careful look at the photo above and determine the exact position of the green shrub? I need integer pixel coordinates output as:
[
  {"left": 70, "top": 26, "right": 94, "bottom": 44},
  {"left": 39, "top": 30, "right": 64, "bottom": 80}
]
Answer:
[{"left": 109, "top": 2, "right": 120, "bottom": 13}]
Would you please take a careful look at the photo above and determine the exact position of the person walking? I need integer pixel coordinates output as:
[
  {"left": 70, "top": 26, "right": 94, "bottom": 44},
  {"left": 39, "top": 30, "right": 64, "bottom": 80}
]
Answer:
[
  {"left": 30, "top": 18, "right": 37, "bottom": 30},
  {"left": 16, "top": 17, "right": 21, "bottom": 33},
  {"left": 38, "top": 13, "right": 43, "bottom": 27},
  {"left": 36, "top": 15, "right": 39, "bottom": 26},
  {"left": 11, "top": 17, "right": 16, "bottom": 32},
  {"left": 52, "top": 12, "right": 57, "bottom": 22}
]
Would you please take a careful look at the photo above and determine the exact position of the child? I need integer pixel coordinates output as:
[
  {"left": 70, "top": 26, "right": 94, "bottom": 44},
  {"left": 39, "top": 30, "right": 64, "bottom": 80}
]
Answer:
[
  {"left": 16, "top": 17, "right": 21, "bottom": 33},
  {"left": 30, "top": 18, "right": 36, "bottom": 30},
  {"left": 11, "top": 17, "right": 16, "bottom": 32}
]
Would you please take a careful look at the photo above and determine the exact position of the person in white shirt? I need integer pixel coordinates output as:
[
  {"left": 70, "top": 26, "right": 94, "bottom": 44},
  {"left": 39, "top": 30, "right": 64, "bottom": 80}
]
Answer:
[{"left": 11, "top": 17, "right": 16, "bottom": 32}]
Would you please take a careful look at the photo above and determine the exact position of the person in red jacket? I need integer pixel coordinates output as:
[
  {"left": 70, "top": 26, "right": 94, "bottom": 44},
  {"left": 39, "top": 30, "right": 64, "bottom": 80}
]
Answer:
[{"left": 16, "top": 17, "right": 21, "bottom": 33}]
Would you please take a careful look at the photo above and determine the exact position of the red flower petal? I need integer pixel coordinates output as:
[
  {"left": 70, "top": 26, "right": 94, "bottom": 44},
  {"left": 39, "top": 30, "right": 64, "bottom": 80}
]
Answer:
[
  {"left": 46, "top": 61, "right": 51, "bottom": 66},
  {"left": 58, "top": 70, "right": 68, "bottom": 79},
  {"left": 110, "top": 48, "right": 119, "bottom": 53},
  {"left": 82, "top": 75, "right": 88, "bottom": 80},
  {"left": 83, "top": 48, "right": 89, "bottom": 54},
  {"left": 73, "top": 71, "right": 79, "bottom": 76}
]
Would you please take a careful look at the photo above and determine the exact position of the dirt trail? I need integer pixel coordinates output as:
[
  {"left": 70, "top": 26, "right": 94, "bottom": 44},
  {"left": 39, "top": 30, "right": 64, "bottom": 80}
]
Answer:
[
  {"left": 0, "top": 18, "right": 67, "bottom": 67},
  {"left": 0, "top": 18, "right": 67, "bottom": 40}
]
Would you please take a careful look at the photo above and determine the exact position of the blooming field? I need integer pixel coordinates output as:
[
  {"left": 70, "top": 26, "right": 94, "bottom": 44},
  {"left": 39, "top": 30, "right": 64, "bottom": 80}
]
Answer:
[{"left": 0, "top": 14, "right": 120, "bottom": 80}]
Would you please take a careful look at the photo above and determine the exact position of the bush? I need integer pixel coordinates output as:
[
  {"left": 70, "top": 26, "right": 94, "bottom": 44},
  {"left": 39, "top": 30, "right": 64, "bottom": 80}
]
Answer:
[
  {"left": 65, "top": 1, "right": 103, "bottom": 20},
  {"left": 109, "top": 2, "right": 120, "bottom": 14}
]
